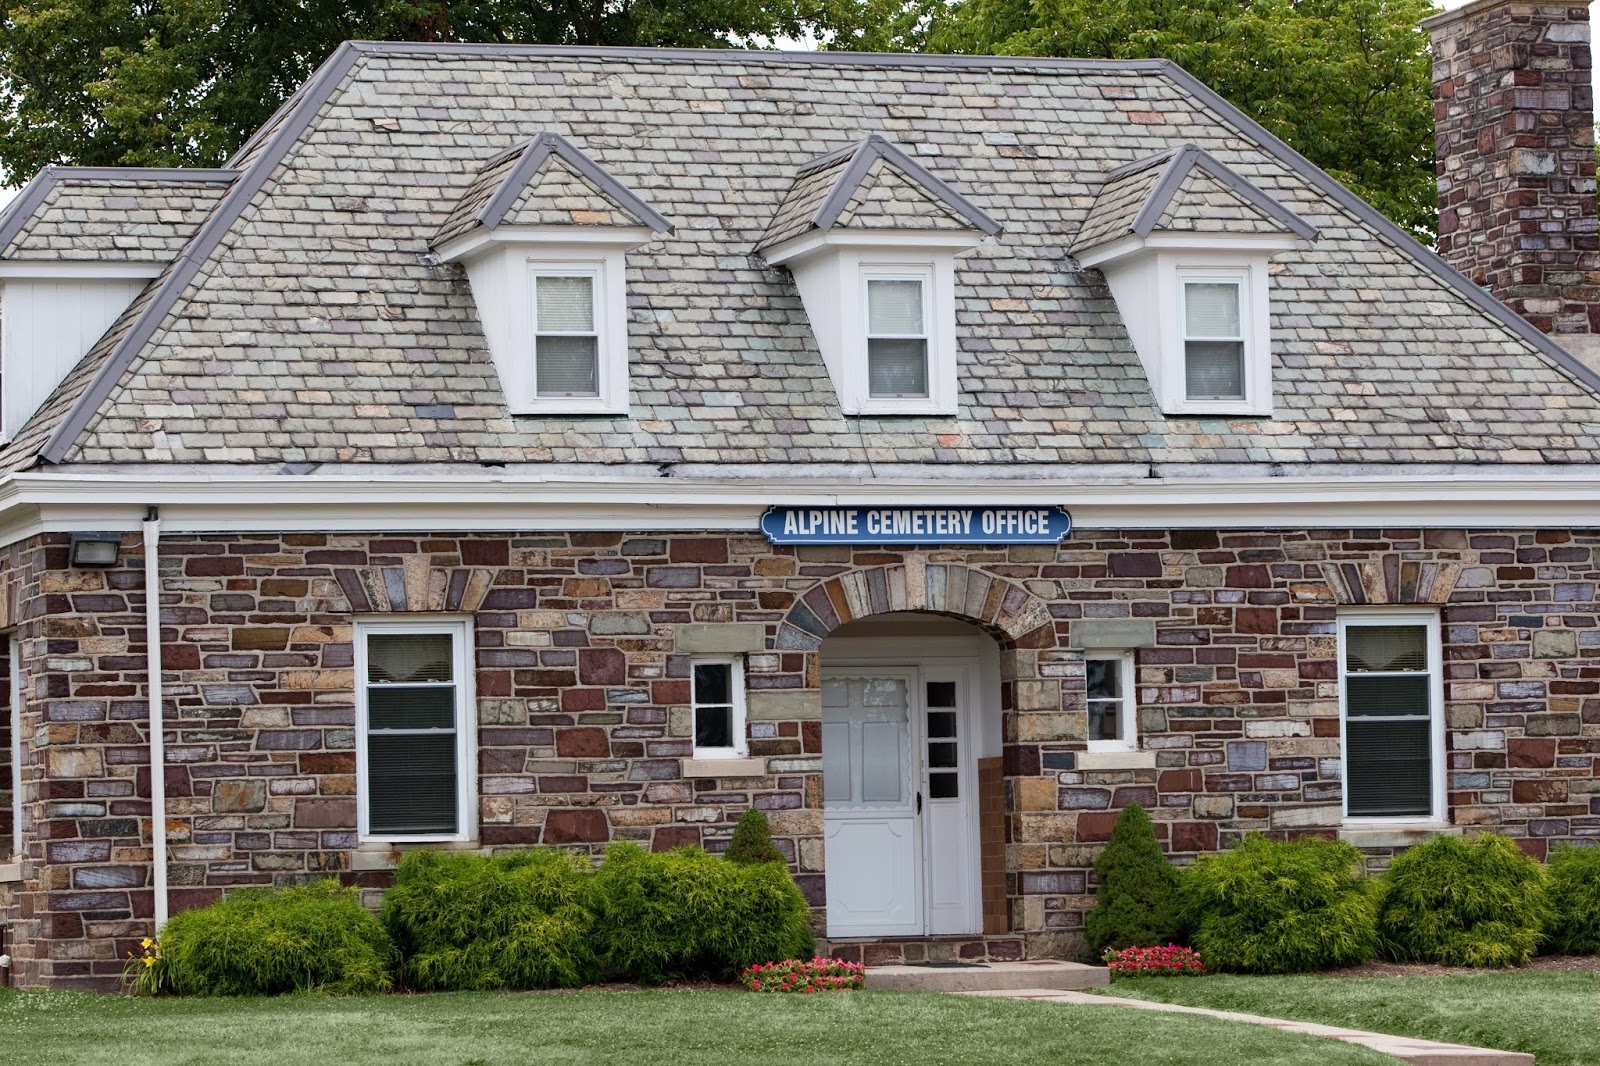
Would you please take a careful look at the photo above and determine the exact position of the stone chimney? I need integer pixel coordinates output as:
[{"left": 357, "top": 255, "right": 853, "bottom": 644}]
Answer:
[{"left": 1426, "top": 0, "right": 1600, "bottom": 362}]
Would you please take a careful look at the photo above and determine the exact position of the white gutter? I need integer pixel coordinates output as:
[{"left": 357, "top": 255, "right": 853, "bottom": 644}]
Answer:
[{"left": 142, "top": 509, "right": 167, "bottom": 928}]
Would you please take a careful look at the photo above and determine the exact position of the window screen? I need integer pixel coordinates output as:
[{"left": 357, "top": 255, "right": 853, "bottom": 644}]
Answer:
[
  {"left": 1086, "top": 656, "right": 1130, "bottom": 744},
  {"left": 363, "top": 629, "right": 461, "bottom": 835},
  {"left": 1183, "top": 281, "right": 1245, "bottom": 401},
  {"left": 866, "top": 278, "right": 928, "bottom": 398},
  {"left": 535, "top": 273, "right": 599, "bottom": 397},
  {"left": 1342, "top": 621, "right": 1434, "bottom": 818}
]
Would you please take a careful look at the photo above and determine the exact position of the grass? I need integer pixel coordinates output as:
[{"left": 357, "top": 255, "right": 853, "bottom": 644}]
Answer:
[
  {"left": 1108, "top": 971, "right": 1600, "bottom": 1065},
  {"left": 0, "top": 986, "right": 1396, "bottom": 1066}
]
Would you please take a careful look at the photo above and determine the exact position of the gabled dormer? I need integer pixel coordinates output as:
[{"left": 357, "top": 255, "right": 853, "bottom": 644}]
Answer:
[
  {"left": 432, "top": 134, "right": 672, "bottom": 416},
  {"left": 1074, "top": 144, "right": 1318, "bottom": 418},
  {"left": 757, "top": 135, "right": 1001, "bottom": 416},
  {"left": 0, "top": 166, "right": 236, "bottom": 441}
]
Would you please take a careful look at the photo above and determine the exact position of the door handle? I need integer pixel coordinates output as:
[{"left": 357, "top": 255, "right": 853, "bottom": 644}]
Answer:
[{"left": 916, "top": 791, "right": 923, "bottom": 814}]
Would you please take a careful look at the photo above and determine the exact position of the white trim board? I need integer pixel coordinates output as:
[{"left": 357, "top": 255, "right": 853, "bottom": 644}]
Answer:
[{"left": 5, "top": 470, "right": 1600, "bottom": 549}]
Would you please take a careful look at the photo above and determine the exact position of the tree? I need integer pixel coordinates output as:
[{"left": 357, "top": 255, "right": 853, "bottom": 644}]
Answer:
[
  {"left": 723, "top": 808, "right": 786, "bottom": 865},
  {"left": 853, "top": 0, "right": 1438, "bottom": 240},
  {"left": 0, "top": 0, "right": 868, "bottom": 182},
  {"left": 1083, "top": 803, "right": 1183, "bottom": 954}
]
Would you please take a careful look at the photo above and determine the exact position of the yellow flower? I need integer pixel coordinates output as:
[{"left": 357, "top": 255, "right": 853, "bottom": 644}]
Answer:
[
  {"left": 141, "top": 938, "right": 154, "bottom": 949},
  {"left": 143, "top": 956, "right": 156, "bottom": 968}
]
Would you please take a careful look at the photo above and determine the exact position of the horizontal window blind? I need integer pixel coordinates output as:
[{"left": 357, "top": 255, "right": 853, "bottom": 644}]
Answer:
[
  {"left": 1184, "top": 282, "right": 1241, "bottom": 337},
  {"left": 364, "top": 628, "right": 461, "bottom": 835},
  {"left": 536, "top": 336, "right": 599, "bottom": 396},
  {"left": 866, "top": 277, "right": 929, "bottom": 399},
  {"left": 534, "top": 274, "right": 600, "bottom": 398},
  {"left": 868, "top": 339, "right": 928, "bottom": 397},
  {"left": 867, "top": 279, "right": 924, "bottom": 334},
  {"left": 535, "top": 274, "right": 594, "bottom": 332},
  {"left": 1343, "top": 621, "right": 1433, "bottom": 818},
  {"left": 1184, "top": 341, "right": 1244, "bottom": 400}
]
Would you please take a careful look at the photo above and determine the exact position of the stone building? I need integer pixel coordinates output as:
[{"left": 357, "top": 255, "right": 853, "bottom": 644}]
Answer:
[{"left": 2, "top": 0, "right": 1599, "bottom": 990}]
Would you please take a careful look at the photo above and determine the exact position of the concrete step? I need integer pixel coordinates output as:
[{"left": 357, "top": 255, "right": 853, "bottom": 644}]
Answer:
[{"left": 865, "top": 959, "right": 1110, "bottom": 993}]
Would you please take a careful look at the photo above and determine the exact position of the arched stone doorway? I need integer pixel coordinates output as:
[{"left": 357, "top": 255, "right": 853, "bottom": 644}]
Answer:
[{"left": 775, "top": 560, "right": 1079, "bottom": 953}]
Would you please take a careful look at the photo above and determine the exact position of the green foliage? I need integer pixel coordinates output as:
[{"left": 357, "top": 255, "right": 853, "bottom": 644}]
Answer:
[
  {"left": 724, "top": 808, "right": 786, "bottom": 866},
  {"left": 887, "top": 0, "right": 1437, "bottom": 239},
  {"left": 1542, "top": 844, "right": 1600, "bottom": 956},
  {"left": 0, "top": 0, "right": 877, "bottom": 180},
  {"left": 1376, "top": 832, "right": 1549, "bottom": 967},
  {"left": 1181, "top": 833, "right": 1376, "bottom": 974},
  {"left": 1084, "top": 804, "right": 1183, "bottom": 953},
  {"left": 592, "top": 843, "right": 814, "bottom": 983},
  {"left": 381, "top": 847, "right": 600, "bottom": 990},
  {"left": 160, "top": 880, "right": 395, "bottom": 996}
]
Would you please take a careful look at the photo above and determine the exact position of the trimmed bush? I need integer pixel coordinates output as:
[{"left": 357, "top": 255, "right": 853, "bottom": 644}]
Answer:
[
  {"left": 1547, "top": 845, "right": 1600, "bottom": 955},
  {"left": 592, "top": 843, "right": 813, "bottom": 983},
  {"left": 1181, "top": 834, "right": 1376, "bottom": 974},
  {"left": 724, "top": 808, "right": 786, "bottom": 866},
  {"left": 1084, "top": 803, "right": 1183, "bottom": 953},
  {"left": 380, "top": 847, "right": 600, "bottom": 991},
  {"left": 160, "top": 880, "right": 394, "bottom": 996},
  {"left": 1376, "top": 832, "right": 1549, "bottom": 967}
]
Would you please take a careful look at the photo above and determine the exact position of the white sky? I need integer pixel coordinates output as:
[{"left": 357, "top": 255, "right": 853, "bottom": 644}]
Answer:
[{"left": 0, "top": 0, "right": 1588, "bottom": 213}]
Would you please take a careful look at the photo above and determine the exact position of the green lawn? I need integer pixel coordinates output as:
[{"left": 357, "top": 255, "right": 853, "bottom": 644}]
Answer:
[
  {"left": 0, "top": 986, "right": 1396, "bottom": 1066},
  {"left": 1108, "top": 972, "right": 1600, "bottom": 1065}
]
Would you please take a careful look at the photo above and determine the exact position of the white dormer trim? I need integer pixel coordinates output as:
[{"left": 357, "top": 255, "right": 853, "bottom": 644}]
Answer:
[
  {"left": 765, "top": 230, "right": 981, "bottom": 416},
  {"left": 1083, "top": 236, "right": 1303, "bottom": 419},
  {"left": 432, "top": 225, "right": 657, "bottom": 266},
  {"left": 0, "top": 261, "right": 164, "bottom": 280}
]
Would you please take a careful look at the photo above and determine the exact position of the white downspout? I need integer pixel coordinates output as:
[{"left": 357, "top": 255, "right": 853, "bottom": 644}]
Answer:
[{"left": 143, "top": 509, "right": 167, "bottom": 928}]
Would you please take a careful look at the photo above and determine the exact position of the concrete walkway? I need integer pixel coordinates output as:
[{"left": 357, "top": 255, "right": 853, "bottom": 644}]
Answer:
[{"left": 961, "top": 988, "right": 1535, "bottom": 1066}]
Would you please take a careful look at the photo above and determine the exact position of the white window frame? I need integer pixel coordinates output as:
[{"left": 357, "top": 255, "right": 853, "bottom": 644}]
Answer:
[
  {"left": 8, "top": 634, "right": 20, "bottom": 860},
  {"left": 1159, "top": 260, "right": 1270, "bottom": 416},
  {"left": 520, "top": 254, "right": 625, "bottom": 414},
  {"left": 845, "top": 257, "right": 954, "bottom": 415},
  {"left": 1180, "top": 275, "right": 1247, "bottom": 403},
  {"left": 354, "top": 616, "right": 477, "bottom": 844},
  {"left": 1336, "top": 607, "right": 1446, "bottom": 826},
  {"left": 861, "top": 269, "right": 934, "bottom": 403},
  {"left": 531, "top": 265, "right": 604, "bottom": 401},
  {"left": 690, "top": 655, "right": 747, "bottom": 760},
  {"left": 1085, "top": 651, "right": 1138, "bottom": 754}
]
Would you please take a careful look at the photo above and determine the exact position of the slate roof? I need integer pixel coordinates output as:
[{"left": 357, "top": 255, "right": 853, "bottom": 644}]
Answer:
[
  {"left": 6, "top": 43, "right": 1600, "bottom": 477},
  {"left": 1073, "top": 143, "right": 1316, "bottom": 254},
  {"left": 758, "top": 134, "right": 1001, "bottom": 250},
  {"left": 0, "top": 167, "right": 236, "bottom": 261}
]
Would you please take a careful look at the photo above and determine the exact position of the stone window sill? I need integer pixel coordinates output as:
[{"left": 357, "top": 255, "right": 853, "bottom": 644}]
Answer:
[
  {"left": 1338, "top": 822, "right": 1459, "bottom": 849},
  {"left": 1075, "top": 750, "right": 1158, "bottom": 771},
  {"left": 351, "top": 840, "right": 487, "bottom": 873},
  {"left": 682, "top": 757, "right": 766, "bottom": 778},
  {"left": 0, "top": 862, "right": 21, "bottom": 884}
]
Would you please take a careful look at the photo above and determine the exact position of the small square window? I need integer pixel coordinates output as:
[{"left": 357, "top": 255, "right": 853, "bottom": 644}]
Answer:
[
  {"left": 533, "top": 272, "right": 600, "bottom": 398},
  {"left": 1086, "top": 653, "right": 1137, "bottom": 753},
  {"left": 691, "top": 657, "right": 746, "bottom": 759},
  {"left": 1183, "top": 280, "right": 1245, "bottom": 401},
  {"left": 866, "top": 277, "right": 929, "bottom": 399}
]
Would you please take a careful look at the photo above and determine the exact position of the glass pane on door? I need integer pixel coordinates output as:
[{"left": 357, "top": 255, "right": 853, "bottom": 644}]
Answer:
[{"left": 925, "top": 680, "right": 959, "bottom": 800}]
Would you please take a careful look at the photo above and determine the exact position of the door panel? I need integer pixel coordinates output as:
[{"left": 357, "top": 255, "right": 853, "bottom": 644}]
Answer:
[
  {"left": 822, "top": 672, "right": 921, "bottom": 936},
  {"left": 922, "top": 667, "right": 980, "bottom": 934}
]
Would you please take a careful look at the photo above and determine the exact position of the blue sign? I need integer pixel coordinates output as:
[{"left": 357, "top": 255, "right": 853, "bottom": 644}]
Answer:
[{"left": 761, "top": 506, "right": 1071, "bottom": 545}]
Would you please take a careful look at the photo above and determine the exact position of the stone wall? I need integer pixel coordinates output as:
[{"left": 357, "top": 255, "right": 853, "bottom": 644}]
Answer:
[
  {"left": 1430, "top": 0, "right": 1600, "bottom": 336},
  {"left": 8, "top": 526, "right": 1600, "bottom": 988}
]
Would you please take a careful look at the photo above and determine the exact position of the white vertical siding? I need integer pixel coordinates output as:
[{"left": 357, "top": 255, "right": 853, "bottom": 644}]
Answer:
[{"left": 1, "top": 277, "right": 144, "bottom": 440}]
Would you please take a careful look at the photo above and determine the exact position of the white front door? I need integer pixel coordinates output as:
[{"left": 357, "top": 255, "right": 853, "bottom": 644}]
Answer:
[{"left": 821, "top": 662, "right": 981, "bottom": 938}]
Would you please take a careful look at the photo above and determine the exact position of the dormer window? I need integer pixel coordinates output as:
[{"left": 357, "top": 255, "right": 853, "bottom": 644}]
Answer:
[
  {"left": 756, "top": 134, "right": 1000, "bottom": 418},
  {"left": 1182, "top": 275, "right": 1247, "bottom": 403},
  {"left": 533, "top": 268, "right": 602, "bottom": 398},
  {"left": 1072, "top": 144, "right": 1317, "bottom": 419},
  {"left": 866, "top": 274, "right": 930, "bottom": 400},
  {"left": 430, "top": 134, "right": 671, "bottom": 417}
]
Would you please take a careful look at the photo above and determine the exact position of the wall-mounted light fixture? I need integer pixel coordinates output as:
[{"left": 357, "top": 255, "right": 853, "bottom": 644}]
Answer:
[{"left": 68, "top": 531, "right": 122, "bottom": 568}]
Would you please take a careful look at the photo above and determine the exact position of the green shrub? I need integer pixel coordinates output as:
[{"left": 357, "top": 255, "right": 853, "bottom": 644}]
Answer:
[
  {"left": 1084, "top": 804, "right": 1183, "bottom": 954},
  {"left": 1181, "top": 834, "right": 1376, "bottom": 974},
  {"left": 1544, "top": 845, "right": 1600, "bottom": 956},
  {"left": 724, "top": 808, "right": 786, "bottom": 866},
  {"left": 160, "top": 880, "right": 394, "bottom": 996},
  {"left": 1376, "top": 832, "right": 1549, "bottom": 967},
  {"left": 591, "top": 843, "right": 813, "bottom": 983},
  {"left": 380, "top": 847, "right": 600, "bottom": 991}
]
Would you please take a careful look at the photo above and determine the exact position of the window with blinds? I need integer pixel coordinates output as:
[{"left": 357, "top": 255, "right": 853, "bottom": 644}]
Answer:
[
  {"left": 865, "top": 276, "right": 929, "bottom": 399},
  {"left": 1340, "top": 614, "right": 1439, "bottom": 820},
  {"left": 533, "top": 272, "right": 600, "bottom": 398},
  {"left": 692, "top": 656, "right": 746, "bottom": 758},
  {"left": 357, "top": 621, "right": 471, "bottom": 839},
  {"left": 1182, "top": 280, "right": 1245, "bottom": 401}
]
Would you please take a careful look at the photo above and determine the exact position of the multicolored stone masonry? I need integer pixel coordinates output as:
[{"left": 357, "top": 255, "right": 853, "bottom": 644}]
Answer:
[{"left": 5, "top": 527, "right": 1599, "bottom": 989}]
